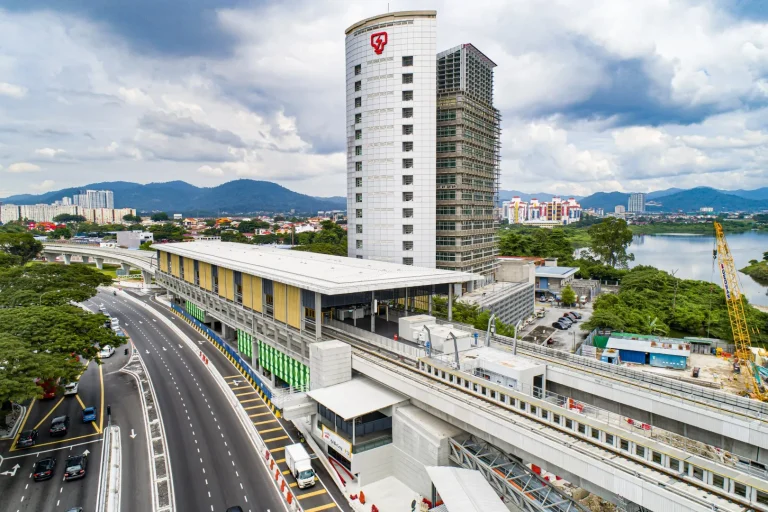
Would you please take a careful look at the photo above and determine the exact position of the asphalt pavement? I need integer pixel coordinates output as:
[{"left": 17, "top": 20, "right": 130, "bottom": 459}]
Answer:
[
  {"left": 0, "top": 359, "right": 105, "bottom": 512},
  {"left": 96, "top": 289, "right": 289, "bottom": 512},
  {"left": 133, "top": 291, "right": 352, "bottom": 512}
]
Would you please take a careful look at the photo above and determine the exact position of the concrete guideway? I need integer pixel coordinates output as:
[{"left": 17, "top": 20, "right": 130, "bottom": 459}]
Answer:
[
  {"left": 43, "top": 243, "right": 157, "bottom": 285},
  {"left": 100, "top": 289, "right": 290, "bottom": 512}
]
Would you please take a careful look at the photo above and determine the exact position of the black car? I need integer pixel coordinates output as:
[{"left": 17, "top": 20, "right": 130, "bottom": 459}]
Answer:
[
  {"left": 33, "top": 457, "right": 56, "bottom": 481},
  {"left": 552, "top": 321, "right": 568, "bottom": 330},
  {"left": 49, "top": 415, "right": 70, "bottom": 437},
  {"left": 569, "top": 311, "right": 583, "bottom": 320},
  {"left": 16, "top": 429, "right": 38, "bottom": 448},
  {"left": 226, "top": 507, "right": 244, "bottom": 512},
  {"left": 63, "top": 454, "right": 87, "bottom": 481}
]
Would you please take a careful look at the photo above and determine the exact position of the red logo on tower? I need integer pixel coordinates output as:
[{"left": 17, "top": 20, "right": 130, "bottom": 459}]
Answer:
[{"left": 371, "top": 32, "right": 388, "bottom": 55}]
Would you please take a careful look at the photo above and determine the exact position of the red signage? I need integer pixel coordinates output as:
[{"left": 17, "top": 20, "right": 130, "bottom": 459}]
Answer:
[{"left": 371, "top": 32, "right": 388, "bottom": 54}]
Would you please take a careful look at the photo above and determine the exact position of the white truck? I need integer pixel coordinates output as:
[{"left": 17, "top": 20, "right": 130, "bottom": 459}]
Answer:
[{"left": 285, "top": 443, "right": 316, "bottom": 489}]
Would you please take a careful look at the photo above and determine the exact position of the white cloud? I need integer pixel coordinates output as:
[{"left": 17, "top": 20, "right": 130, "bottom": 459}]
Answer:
[
  {"left": 7, "top": 162, "right": 41, "bottom": 173},
  {"left": 35, "top": 148, "right": 67, "bottom": 158},
  {"left": 118, "top": 87, "right": 154, "bottom": 107},
  {"left": 197, "top": 165, "right": 223, "bottom": 176},
  {"left": 0, "top": 82, "right": 27, "bottom": 98},
  {"left": 30, "top": 180, "right": 56, "bottom": 191}
]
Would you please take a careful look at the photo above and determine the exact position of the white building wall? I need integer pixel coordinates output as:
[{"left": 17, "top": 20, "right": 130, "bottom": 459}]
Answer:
[{"left": 346, "top": 12, "right": 437, "bottom": 267}]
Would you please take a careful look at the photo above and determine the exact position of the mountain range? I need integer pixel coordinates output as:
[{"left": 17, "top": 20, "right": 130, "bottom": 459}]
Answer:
[
  {"left": 3, "top": 180, "right": 768, "bottom": 215},
  {"left": 0, "top": 180, "right": 346, "bottom": 215}
]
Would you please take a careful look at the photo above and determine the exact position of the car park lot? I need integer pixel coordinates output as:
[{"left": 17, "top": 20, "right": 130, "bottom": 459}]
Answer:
[{"left": 520, "top": 301, "right": 594, "bottom": 351}]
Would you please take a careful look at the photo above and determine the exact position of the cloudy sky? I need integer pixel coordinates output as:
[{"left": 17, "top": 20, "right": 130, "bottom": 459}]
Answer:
[{"left": 2, "top": 0, "right": 768, "bottom": 199}]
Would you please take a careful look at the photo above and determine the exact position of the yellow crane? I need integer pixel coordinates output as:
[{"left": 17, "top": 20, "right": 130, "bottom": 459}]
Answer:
[{"left": 713, "top": 221, "right": 767, "bottom": 401}]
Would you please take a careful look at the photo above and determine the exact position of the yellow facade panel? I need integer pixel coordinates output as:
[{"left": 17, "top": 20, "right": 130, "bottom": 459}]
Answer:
[
  {"left": 199, "top": 262, "right": 212, "bottom": 291},
  {"left": 242, "top": 274, "right": 253, "bottom": 309},
  {"left": 159, "top": 250, "right": 168, "bottom": 272},
  {"left": 170, "top": 255, "right": 180, "bottom": 278},
  {"left": 224, "top": 268, "right": 234, "bottom": 301},
  {"left": 274, "top": 282, "right": 287, "bottom": 323},
  {"left": 218, "top": 267, "right": 228, "bottom": 298},
  {"left": 287, "top": 285, "right": 301, "bottom": 330},
  {"left": 183, "top": 258, "right": 195, "bottom": 283},
  {"left": 252, "top": 276, "right": 263, "bottom": 313}
]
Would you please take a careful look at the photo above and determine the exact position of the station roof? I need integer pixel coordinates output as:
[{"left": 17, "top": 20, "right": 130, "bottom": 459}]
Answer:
[
  {"left": 424, "top": 466, "right": 509, "bottom": 512},
  {"left": 307, "top": 377, "right": 407, "bottom": 420},
  {"left": 156, "top": 242, "right": 479, "bottom": 295}
]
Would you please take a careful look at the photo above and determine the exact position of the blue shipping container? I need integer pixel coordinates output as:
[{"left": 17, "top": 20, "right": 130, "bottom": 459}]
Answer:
[
  {"left": 649, "top": 353, "right": 687, "bottom": 369},
  {"left": 618, "top": 349, "right": 646, "bottom": 364}
]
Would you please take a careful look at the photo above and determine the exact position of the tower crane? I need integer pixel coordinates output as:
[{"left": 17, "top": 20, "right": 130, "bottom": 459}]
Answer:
[{"left": 713, "top": 221, "right": 767, "bottom": 401}]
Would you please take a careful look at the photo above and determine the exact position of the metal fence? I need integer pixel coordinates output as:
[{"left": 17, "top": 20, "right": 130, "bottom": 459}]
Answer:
[{"left": 325, "top": 319, "right": 427, "bottom": 360}]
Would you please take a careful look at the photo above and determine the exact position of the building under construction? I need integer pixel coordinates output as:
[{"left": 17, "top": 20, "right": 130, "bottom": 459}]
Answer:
[{"left": 435, "top": 44, "right": 501, "bottom": 280}]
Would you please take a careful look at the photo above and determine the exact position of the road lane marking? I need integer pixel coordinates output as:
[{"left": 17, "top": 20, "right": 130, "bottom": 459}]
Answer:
[
  {"left": 259, "top": 427, "right": 282, "bottom": 434},
  {"left": 253, "top": 419, "right": 278, "bottom": 426},
  {"left": 263, "top": 435, "right": 289, "bottom": 443},
  {"left": 250, "top": 412, "right": 271, "bottom": 418},
  {"left": 18, "top": 432, "right": 102, "bottom": 451},
  {"left": 32, "top": 396, "right": 66, "bottom": 430},
  {"left": 75, "top": 394, "right": 101, "bottom": 434},
  {"left": 99, "top": 363, "right": 105, "bottom": 433},
  {"left": 223, "top": 375, "right": 241, "bottom": 379},
  {"left": 230, "top": 386, "right": 251, "bottom": 391},
  {"left": 243, "top": 405, "right": 266, "bottom": 411},
  {"left": 235, "top": 391, "right": 258, "bottom": 397},
  {"left": 304, "top": 504, "right": 337, "bottom": 512},
  {"left": 275, "top": 458, "right": 286, "bottom": 464},
  {"left": 6, "top": 438, "right": 104, "bottom": 460},
  {"left": 11, "top": 398, "right": 36, "bottom": 448},
  {"left": 297, "top": 489, "right": 329, "bottom": 500}
]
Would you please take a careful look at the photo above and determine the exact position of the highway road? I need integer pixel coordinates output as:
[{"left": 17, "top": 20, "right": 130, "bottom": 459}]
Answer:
[
  {"left": 94, "top": 289, "right": 289, "bottom": 512},
  {"left": 0, "top": 337, "right": 151, "bottom": 512}
]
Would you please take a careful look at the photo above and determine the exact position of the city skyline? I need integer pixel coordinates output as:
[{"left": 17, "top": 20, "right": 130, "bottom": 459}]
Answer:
[{"left": 2, "top": 1, "right": 768, "bottom": 199}]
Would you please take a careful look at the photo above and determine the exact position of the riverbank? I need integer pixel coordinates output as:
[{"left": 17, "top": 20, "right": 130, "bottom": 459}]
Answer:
[
  {"left": 740, "top": 260, "right": 768, "bottom": 284},
  {"left": 629, "top": 220, "right": 757, "bottom": 235}
]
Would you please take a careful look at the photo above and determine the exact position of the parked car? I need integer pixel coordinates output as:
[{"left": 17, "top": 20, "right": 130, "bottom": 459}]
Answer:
[
  {"left": 569, "top": 311, "right": 583, "bottom": 319},
  {"left": 49, "top": 415, "right": 70, "bottom": 437},
  {"left": 538, "top": 296, "right": 548, "bottom": 303},
  {"left": 33, "top": 457, "right": 56, "bottom": 481},
  {"left": 100, "top": 345, "right": 115, "bottom": 358},
  {"left": 559, "top": 316, "right": 573, "bottom": 326},
  {"left": 63, "top": 454, "right": 88, "bottom": 481},
  {"left": 82, "top": 407, "right": 97, "bottom": 423},
  {"left": 551, "top": 321, "right": 568, "bottom": 330},
  {"left": 563, "top": 312, "right": 578, "bottom": 322},
  {"left": 16, "top": 429, "right": 38, "bottom": 448},
  {"left": 64, "top": 382, "right": 79, "bottom": 396}
]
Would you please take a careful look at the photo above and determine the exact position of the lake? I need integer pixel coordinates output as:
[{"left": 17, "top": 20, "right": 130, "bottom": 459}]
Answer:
[{"left": 629, "top": 231, "right": 768, "bottom": 306}]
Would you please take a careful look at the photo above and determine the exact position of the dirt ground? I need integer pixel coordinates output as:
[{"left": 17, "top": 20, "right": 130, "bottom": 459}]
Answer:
[{"left": 631, "top": 352, "right": 744, "bottom": 394}]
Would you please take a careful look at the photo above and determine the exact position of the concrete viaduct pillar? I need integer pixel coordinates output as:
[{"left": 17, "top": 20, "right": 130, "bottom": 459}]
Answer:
[
  {"left": 120, "top": 262, "right": 131, "bottom": 274},
  {"left": 63, "top": 254, "right": 71, "bottom": 265},
  {"left": 44, "top": 252, "right": 59, "bottom": 263},
  {"left": 95, "top": 258, "right": 104, "bottom": 270},
  {"left": 142, "top": 270, "right": 152, "bottom": 288},
  {"left": 82, "top": 256, "right": 90, "bottom": 264}
]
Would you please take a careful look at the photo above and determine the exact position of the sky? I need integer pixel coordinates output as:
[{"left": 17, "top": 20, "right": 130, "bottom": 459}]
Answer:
[{"left": 2, "top": 1, "right": 768, "bottom": 199}]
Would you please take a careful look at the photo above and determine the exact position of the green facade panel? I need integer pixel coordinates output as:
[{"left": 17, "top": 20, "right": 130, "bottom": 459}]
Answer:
[
  {"left": 257, "top": 340, "right": 308, "bottom": 389},
  {"left": 185, "top": 300, "right": 206, "bottom": 322}
]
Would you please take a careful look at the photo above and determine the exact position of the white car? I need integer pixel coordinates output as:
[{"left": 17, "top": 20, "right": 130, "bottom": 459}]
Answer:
[
  {"left": 64, "top": 382, "right": 79, "bottom": 395},
  {"left": 98, "top": 304, "right": 106, "bottom": 313},
  {"left": 100, "top": 345, "right": 115, "bottom": 358}
]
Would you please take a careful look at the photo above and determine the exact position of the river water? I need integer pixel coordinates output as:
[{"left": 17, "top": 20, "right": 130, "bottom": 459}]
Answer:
[{"left": 628, "top": 231, "right": 768, "bottom": 306}]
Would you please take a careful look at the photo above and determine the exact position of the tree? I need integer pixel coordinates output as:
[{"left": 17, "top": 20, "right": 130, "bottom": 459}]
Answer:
[
  {"left": 561, "top": 285, "right": 577, "bottom": 306},
  {"left": 763, "top": 251, "right": 768, "bottom": 262},
  {"left": 123, "top": 214, "right": 142, "bottom": 223},
  {"left": 273, "top": 216, "right": 285, "bottom": 222},
  {"left": 0, "top": 233, "right": 43, "bottom": 263},
  {"left": 151, "top": 212, "right": 170, "bottom": 222},
  {"left": 0, "top": 263, "right": 113, "bottom": 307},
  {"left": 49, "top": 226, "right": 72, "bottom": 240},
  {"left": 0, "top": 306, "right": 123, "bottom": 403},
  {"left": 148, "top": 223, "right": 186, "bottom": 242},
  {"left": 588, "top": 218, "right": 634, "bottom": 268},
  {"left": 53, "top": 214, "right": 87, "bottom": 223}
]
